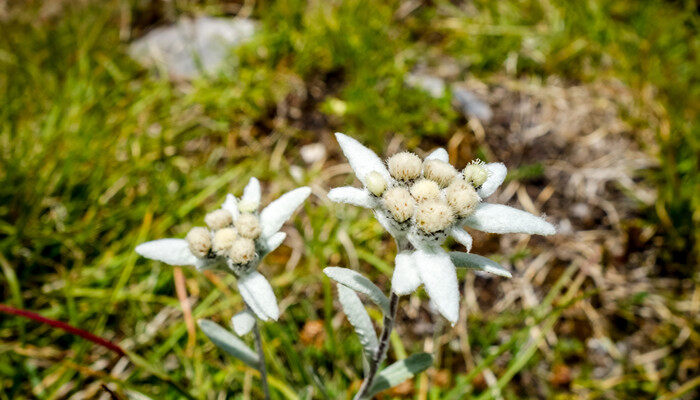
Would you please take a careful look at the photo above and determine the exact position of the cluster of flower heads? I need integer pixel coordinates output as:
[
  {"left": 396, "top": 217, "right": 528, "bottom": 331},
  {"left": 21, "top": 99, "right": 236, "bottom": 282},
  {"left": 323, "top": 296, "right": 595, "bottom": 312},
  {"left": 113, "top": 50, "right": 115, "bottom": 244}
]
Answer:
[
  {"left": 136, "top": 178, "right": 310, "bottom": 326},
  {"left": 329, "top": 133, "right": 555, "bottom": 324}
]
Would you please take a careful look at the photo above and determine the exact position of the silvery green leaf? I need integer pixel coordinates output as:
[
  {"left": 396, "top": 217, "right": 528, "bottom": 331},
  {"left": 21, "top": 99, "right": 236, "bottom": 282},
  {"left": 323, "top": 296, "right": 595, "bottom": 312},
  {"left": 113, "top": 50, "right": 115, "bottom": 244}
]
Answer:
[
  {"left": 324, "top": 267, "right": 390, "bottom": 314},
  {"left": 337, "top": 284, "right": 378, "bottom": 360},
  {"left": 231, "top": 309, "right": 256, "bottom": 336},
  {"left": 198, "top": 319, "right": 259, "bottom": 369},
  {"left": 367, "top": 353, "right": 433, "bottom": 397},
  {"left": 449, "top": 252, "right": 512, "bottom": 278}
]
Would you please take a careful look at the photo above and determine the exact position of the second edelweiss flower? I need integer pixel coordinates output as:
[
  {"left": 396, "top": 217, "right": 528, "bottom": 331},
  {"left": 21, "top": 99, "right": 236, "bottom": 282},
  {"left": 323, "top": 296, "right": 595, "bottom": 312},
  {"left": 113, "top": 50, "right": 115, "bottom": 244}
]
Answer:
[
  {"left": 328, "top": 133, "right": 555, "bottom": 324},
  {"left": 136, "top": 178, "right": 311, "bottom": 330}
]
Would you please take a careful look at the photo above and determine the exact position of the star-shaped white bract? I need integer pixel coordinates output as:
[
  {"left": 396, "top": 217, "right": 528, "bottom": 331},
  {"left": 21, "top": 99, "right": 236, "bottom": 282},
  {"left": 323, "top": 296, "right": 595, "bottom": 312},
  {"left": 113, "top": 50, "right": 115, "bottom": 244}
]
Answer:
[
  {"left": 328, "top": 133, "right": 555, "bottom": 324},
  {"left": 136, "top": 178, "right": 311, "bottom": 328}
]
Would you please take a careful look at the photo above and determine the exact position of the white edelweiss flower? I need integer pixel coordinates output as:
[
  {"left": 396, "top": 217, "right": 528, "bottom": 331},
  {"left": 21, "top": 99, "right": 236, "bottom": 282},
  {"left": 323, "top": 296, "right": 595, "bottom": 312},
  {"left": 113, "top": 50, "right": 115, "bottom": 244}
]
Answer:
[
  {"left": 136, "top": 177, "right": 311, "bottom": 323},
  {"left": 328, "top": 132, "right": 556, "bottom": 325}
]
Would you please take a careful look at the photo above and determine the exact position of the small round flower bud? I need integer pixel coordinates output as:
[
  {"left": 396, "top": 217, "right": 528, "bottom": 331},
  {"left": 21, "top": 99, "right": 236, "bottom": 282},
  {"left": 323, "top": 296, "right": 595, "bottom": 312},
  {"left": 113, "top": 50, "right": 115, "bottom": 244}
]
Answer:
[
  {"left": 423, "top": 159, "right": 457, "bottom": 187},
  {"left": 387, "top": 152, "right": 422, "bottom": 181},
  {"left": 186, "top": 227, "right": 211, "bottom": 258},
  {"left": 382, "top": 187, "right": 415, "bottom": 222},
  {"left": 463, "top": 163, "right": 489, "bottom": 187},
  {"left": 204, "top": 209, "right": 233, "bottom": 230},
  {"left": 415, "top": 200, "right": 454, "bottom": 233},
  {"left": 446, "top": 178, "right": 480, "bottom": 217},
  {"left": 212, "top": 228, "right": 238, "bottom": 256},
  {"left": 410, "top": 179, "right": 440, "bottom": 203},
  {"left": 238, "top": 198, "right": 258, "bottom": 213},
  {"left": 229, "top": 237, "right": 257, "bottom": 264},
  {"left": 365, "top": 171, "right": 387, "bottom": 196},
  {"left": 235, "top": 213, "right": 262, "bottom": 239}
]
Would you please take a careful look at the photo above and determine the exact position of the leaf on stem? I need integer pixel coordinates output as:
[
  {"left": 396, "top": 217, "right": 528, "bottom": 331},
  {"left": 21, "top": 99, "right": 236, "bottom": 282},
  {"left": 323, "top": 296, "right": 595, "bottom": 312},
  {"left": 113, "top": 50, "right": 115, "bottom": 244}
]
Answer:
[
  {"left": 337, "top": 284, "right": 379, "bottom": 361},
  {"left": 367, "top": 353, "right": 434, "bottom": 397},
  {"left": 449, "top": 252, "right": 512, "bottom": 278},
  {"left": 198, "top": 319, "right": 259, "bottom": 369},
  {"left": 324, "top": 267, "right": 390, "bottom": 314}
]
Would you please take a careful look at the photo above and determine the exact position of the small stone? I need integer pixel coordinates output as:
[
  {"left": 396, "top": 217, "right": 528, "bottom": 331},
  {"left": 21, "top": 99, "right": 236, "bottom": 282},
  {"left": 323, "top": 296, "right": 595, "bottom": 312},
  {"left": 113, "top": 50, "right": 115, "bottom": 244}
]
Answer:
[
  {"left": 212, "top": 228, "right": 237, "bottom": 255},
  {"left": 229, "top": 237, "right": 256, "bottom": 264},
  {"left": 387, "top": 152, "right": 422, "bottom": 181},
  {"left": 235, "top": 213, "right": 262, "bottom": 239},
  {"left": 415, "top": 200, "right": 454, "bottom": 233},
  {"left": 382, "top": 187, "right": 416, "bottom": 222},
  {"left": 423, "top": 159, "right": 457, "bottom": 187},
  {"left": 204, "top": 209, "right": 233, "bottom": 230},
  {"left": 410, "top": 179, "right": 441, "bottom": 202},
  {"left": 185, "top": 227, "right": 211, "bottom": 258}
]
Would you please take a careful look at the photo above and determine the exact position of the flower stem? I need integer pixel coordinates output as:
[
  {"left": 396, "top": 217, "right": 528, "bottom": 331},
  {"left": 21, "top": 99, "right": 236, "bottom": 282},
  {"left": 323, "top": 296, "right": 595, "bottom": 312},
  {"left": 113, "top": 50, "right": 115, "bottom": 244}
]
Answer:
[
  {"left": 353, "top": 291, "right": 400, "bottom": 400},
  {"left": 252, "top": 318, "right": 271, "bottom": 400}
]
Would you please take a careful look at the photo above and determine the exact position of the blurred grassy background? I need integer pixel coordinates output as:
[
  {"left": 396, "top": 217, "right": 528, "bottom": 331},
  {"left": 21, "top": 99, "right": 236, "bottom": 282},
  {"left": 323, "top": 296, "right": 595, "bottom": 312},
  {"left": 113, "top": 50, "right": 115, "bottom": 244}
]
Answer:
[{"left": 0, "top": 0, "right": 698, "bottom": 399}]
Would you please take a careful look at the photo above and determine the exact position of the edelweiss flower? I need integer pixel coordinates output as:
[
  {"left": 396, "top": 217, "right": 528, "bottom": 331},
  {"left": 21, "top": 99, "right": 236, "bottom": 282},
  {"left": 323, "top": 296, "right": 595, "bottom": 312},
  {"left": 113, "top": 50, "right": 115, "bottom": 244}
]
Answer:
[
  {"left": 328, "top": 133, "right": 555, "bottom": 324},
  {"left": 136, "top": 178, "right": 311, "bottom": 330}
]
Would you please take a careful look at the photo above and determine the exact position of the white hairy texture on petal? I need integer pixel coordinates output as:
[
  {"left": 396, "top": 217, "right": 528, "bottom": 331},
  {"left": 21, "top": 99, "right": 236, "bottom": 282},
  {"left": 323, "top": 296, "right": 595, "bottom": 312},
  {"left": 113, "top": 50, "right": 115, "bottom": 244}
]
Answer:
[
  {"left": 383, "top": 187, "right": 415, "bottom": 222},
  {"left": 414, "top": 249, "right": 460, "bottom": 324},
  {"left": 387, "top": 152, "right": 422, "bottom": 181},
  {"left": 465, "top": 203, "right": 556, "bottom": 235},
  {"left": 415, "top": 200, "right": 454, "bottom": 233},
  {"left": 374, "top": 210, "right": 404, "bottom": 239},
  {"left": 235, "top": 213, "right": 262, "bottom": 239},
  {"left": 365, "top": 171, "right": 387, "bottom": 196},
  {"left": 446, "top": 178, "right": 480, "bottom": 217},
  {"left": 335, "top": 132, "right": 391, "bottom": 185},
  {"left": 136, "top": 239, "right": 198, "bottom": 266},
  {"left": 324, "top": 267, "right": 390, "bottom": 314},
  {"left": 259, "top": 186, "right": 312, "bottom": 238},
  {"left": 221, "top": 194, "right": 240, "bottom": 221},
  {"left": 265, "top": 232, "right": 286, "bottom": 253},
  {"left": 238, "top": 271, "right": 279, "bottom": 321},
  {"left": 229, "top": 237, "right": 256, "bottom": 264},
  {"left": 449, "top": 227, "right": 473, "bottom": 252},
  {"left": 231, "top": 309, "right": 256, "bottom": 336},
  {"left": 205, "top": 209, "right": 233, "bottom": 230},
  {"left": 392, "top": 251, "right": 421, "bottom": 295},
  {"left": 410, "top": 179, "right": 441, "bottom": 202},
  {"left": 423, "top": 160, "right": 457, "bottom": 187},
  {"left": 328, "top": 187, "right": 375, "bottom": 208},
  {"left": 241, "top": 177, "right": 261, "bottom": 211},
  {"left": 185, "top": 227, "right": 212, "bottom": 258},
  {"left": 478, "top": 162, "right": 507, "bottom": 198},
  {"left": 449, "top": 252, "right": 512, "bottom": 278},
  {"left": 212, "top": 228, "right": 238, "bottom": 255},
  {"left": 425, "top": 147, "right": 449, "bottom": 163}
]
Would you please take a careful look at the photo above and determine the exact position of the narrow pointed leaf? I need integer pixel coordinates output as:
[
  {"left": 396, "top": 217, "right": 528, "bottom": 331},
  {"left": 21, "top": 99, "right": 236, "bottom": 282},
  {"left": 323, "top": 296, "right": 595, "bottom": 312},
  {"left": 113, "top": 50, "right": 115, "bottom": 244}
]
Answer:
[
  {"left": 198, "top": 319, "right": 259, "bottom": 369},
  {"left": 324, "top": 267, "right": 390, "bottom": 314},
  {"left": 449, "top": 252, "right": 512, "bottom": 278},
  {"left": 367, "top": 353, "right": 434, "bottom": 396},
  {"left": 337, "top": 284, "right": 378, "bottom": 360}
]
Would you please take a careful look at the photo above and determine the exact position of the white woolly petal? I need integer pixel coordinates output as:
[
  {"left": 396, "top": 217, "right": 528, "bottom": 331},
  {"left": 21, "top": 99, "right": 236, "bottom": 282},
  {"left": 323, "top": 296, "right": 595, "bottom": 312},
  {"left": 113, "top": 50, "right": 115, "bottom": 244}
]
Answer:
[
  {"left": 414, "top": 249, "right": 460, "bottom": 324},
  {"left": 259, "top": 187, "right": 311, "bottom": 238},
  {"left": 237, "top": 271, "right": 279, "bottom": 321},
  {"left": 222, "top": 194, "right": 240, "bottom": 220},
  {"left": 241, "top": 177, "right": 261, "bottom": 209},
  {"left": 265, "top": 232, "right": 287, "bottom": 253},
  {"left": 465, "top": 203, "right": 556, "bottom": 235},
  {"left": 392, "top": 251, "right": 421, "bottom": 295},
  {"left": 135, "top": 239, "right": 198, "bottom": 266},
  {"left": 425, "top": 148, "right": 449, "bottom": 163},
  {"left": 335, "top": 132, "right": 391, "bottom": 186},
  {"left": 449, "top": 227, "right": 473, "bottom": 252},
  {"left": 328, "top": 187, "right": 375, "bottom": 208},
  {"left": 231, "top": 309, "right": 256, "bottom": 336},
  {"left": 477, "top": 162, "right": 507, "bottom": 198}
]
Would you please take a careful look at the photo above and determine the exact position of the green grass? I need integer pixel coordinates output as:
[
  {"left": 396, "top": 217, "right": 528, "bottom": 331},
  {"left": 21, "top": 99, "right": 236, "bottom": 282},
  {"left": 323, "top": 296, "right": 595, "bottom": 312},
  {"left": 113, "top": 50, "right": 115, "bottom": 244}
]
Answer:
[{"left": 1, "top": 0, "right": 698, "bottom": 399}]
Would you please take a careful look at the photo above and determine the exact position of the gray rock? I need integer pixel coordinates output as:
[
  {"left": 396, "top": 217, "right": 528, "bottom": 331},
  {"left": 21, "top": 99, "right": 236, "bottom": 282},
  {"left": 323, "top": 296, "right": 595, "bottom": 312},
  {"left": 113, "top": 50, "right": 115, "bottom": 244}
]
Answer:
[
  {"left": 404, "top": 73, "right": 447, "bottom": 98},
  {"left": 129, "top": 17, "right": 256, "bottom": 80},
  {"left": 452, "top": 87, "right": 493, "bottom": 122}
]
